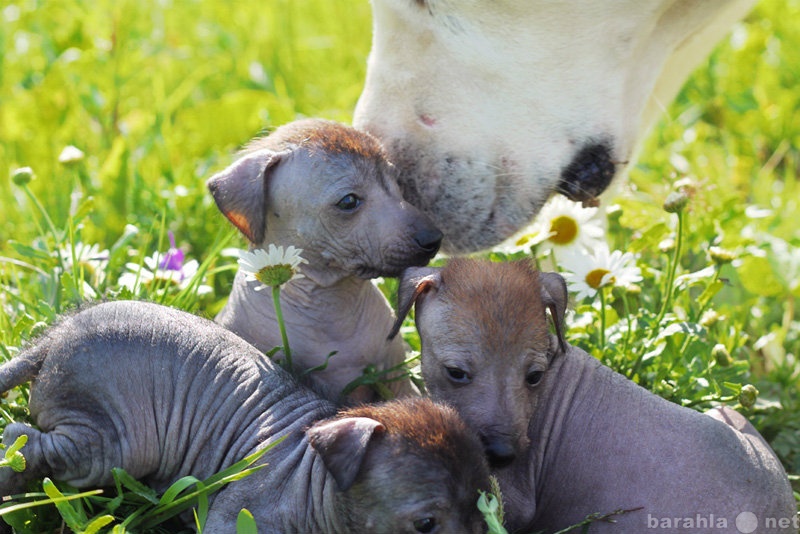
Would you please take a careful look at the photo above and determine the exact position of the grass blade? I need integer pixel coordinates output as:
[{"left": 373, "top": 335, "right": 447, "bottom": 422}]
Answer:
[{"left": 236, "top": 508, "right": 258, "bottom": 534}]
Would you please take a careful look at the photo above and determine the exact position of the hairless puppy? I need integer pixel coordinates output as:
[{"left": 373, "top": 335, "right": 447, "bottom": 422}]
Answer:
[
  {"left": 208, "top": 119, "right": 442, "bottom": 402},
  {"left": 0, "top": 301, "right": 490, "bottom": 534},
  {"left": 394, "top": 258, "right": 796, "bottom": 533}
]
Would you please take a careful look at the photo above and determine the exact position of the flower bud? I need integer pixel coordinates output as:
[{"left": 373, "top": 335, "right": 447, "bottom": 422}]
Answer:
[
  {"left": 623, "top": 283, "right": 642, "bottom": 295},
  {"left": 658, "top": 238, "right": 676, "bottom": 253},
  {"left": 11, "top": 167, "right": 35, "bottom": 186},
  {"left": 708, "top": 246, "right": 735, "bottom": 265},
  {"left": 739, "top": 384, "right": 759, "bottom": 409},
  {"left": 711, "top": 343, "right": 732, "bottom": 367},
  {"left": 58, "top": 145, "right": 85, "bottom": 166},
  {"left": 663, "top": 191, "right": 689, "bottom": 214},
  {"left": 699, "top": 309, "right": 720, "bottom": 328},
  {"left": 6, "top": 451, "right": 26, "bottom": 473}
]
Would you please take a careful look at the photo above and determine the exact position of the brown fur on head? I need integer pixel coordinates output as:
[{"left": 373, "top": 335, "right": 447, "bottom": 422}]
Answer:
[
  {"left": 340, "top": 397, "right": 488, "bottom": 474},
  {"left": 392, "top": 258, "right": 568, "bottom": 468},
  {"left": 208, "top": 119, "right": 393, "bottom": 245},
  {"left": 392, "top": 258, "right": 566, "bottom": 351},
  {"left": 243, "top": 118, "right": 388, "bottom": 161},
  {"left": 438, "top": 259, "right": 551, "bottom": 353},
  {"left": 311, "top": 397, "right": 491, "bottom": 534}
]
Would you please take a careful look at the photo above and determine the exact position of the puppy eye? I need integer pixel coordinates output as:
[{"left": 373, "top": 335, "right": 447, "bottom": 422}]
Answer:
[
  {"left": 335, "top": 193, "right": 362, "bottom": 211},
  {"left": 413, "top": 517, "right": 437, "bottom": 533},
  {"left": 445, "top": 366, "right": 471, "bottom": 384},
  {"left": 526, "top": 370, "right": 544, "bottom": 387}
]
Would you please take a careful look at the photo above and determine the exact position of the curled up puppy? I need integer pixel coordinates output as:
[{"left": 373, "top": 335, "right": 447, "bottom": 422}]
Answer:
[{"left": 0, "top": 301, "right": 491, "bottom": 534}]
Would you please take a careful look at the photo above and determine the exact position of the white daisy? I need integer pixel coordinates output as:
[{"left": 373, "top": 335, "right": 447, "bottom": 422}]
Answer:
[
  {"left": 561, "top": 244, "right": 642, "bottom": 301},
  {"left": 119, "top": 233, "right": 212, "bottom": 296},
  {"left": 57, "top": 241, "right": 110, "bottom": 298},
  {"left": 118, "top": 255, "right": 208, "bottom": 293},
  {"left": 57, "top": 242, "right": 109, "bottom": 276},
  {"left": 507, "top": 196, "right": 605, "bottom": 256},
  {"left": 238, "top": 244, "right": 307, "bottom": 291}
]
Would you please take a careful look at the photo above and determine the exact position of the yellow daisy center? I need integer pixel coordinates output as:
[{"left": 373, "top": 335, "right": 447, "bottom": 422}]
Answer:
[
  {"left": 585, "top": 268, "right": 613, "bottom": 289},
  {"left": 549, "top": 215, "right": 579, "bottom": 245},
  {"left": 255, "top": 264, "right": 295, "bottom": 287}
]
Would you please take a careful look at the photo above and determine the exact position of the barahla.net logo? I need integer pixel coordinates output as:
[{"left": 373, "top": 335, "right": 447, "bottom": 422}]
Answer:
[{"left": 647, "top": 511, "right": 800, "bottom": 532}]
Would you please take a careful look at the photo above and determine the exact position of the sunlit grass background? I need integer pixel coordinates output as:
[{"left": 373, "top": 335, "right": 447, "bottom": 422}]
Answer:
[{"left": 0, "top": 0, "right": 798, "bottom": 531}]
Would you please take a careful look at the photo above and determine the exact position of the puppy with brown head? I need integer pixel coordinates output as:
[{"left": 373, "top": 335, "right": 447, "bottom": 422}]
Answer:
[
  {"left": 313, "top": 399, "right": 491, "bottom": 534},
  {"left": 394, "top": 258, "right": 795, "bottom": 533},
  {"left": 0, "top": 301, "right": 491, "bottom": 534},
  {"left": 208, "top": 119, "right": 442, "bottom": 402}
]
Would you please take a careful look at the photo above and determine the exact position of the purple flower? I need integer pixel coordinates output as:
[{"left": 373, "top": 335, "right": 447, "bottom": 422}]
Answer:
[
  {"left": 159, "top": 231, "right": 185, "bottom": 272},
  {"left": 119, "top": 231, "right": 212, "bottom": 297}
]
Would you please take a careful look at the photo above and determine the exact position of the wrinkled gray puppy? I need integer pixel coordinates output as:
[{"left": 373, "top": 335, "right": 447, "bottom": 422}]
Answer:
[
  {"left": 208, "top": 119, "right": 442, "bottom": 402},
  {"left": 394, "top": 259, "right": 796, "bottom": 533},
  {"left": 0, "top": 301, "right": 490, "bottom": 534}
]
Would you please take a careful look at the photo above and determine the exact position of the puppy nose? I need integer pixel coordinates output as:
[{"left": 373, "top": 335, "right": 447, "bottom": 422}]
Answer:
[
  {"left": 482, "top": 436, "right": 516, "bottom": 468},
  {"left": 557, "top": 141, "right": 616, "bottom": 202},
  {"left": 413, "top": 228, "right": 443, "bottom": 254}
]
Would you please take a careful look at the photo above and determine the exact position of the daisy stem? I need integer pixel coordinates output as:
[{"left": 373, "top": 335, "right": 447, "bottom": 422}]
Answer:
[
  {"left": 598, "top": 286, "right": 607, "bottom": 350},
  {"left": 693, "top": 267, "right": 721, "bottom": 323},
  {"left": 20, "top": 183, "right": 61, "bottom": 251},
  {"left": 621, "top": 292, "right": 633, "bottom": 367},
  {"left": 272, "top": 285, "right": 293, "bottom": 370},
  {"left": 655, "top": 209, "right": 685, "bottom": 328}
]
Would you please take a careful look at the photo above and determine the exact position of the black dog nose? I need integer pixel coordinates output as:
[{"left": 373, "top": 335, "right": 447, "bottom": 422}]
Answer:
[
  {"left": 482, "top": 436, "right": 516, "bottom": 468},
  {"left": 413, "top": 228, "right": 443, "bottom": 254},
  {"left": 557, "top": 141, "right": 617, "bottom": 202}
]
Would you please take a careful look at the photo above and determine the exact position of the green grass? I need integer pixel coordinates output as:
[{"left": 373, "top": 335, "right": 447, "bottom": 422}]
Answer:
[{"left": 0, "top": 0, "right": 798, "bottom": 531}]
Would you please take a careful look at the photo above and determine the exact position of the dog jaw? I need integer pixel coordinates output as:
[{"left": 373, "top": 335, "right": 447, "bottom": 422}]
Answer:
[{"left": 355, "top": 0, "right": 756, "bottom": 253}]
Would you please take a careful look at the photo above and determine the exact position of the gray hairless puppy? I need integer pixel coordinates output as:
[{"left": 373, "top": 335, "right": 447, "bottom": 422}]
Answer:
[
  {"left": 208, "top": 119, "right": 442, "bottom": 402},
  {"left": 0, "top": 301, "right": 491, "bottom": 533},
  {"left": 393, "top": 259, "right": 797, "bottom": 533}
]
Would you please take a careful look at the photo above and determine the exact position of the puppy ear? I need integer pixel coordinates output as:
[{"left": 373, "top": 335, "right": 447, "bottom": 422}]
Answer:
[
  {"left": 306, "top": 417, "right": 386, "bottom": 491},
  {"left": 539, "top": 271, "right": 568, "bottom": 354},
  {"left": 206, "top": 149, "right": 285, "bottom": 245},
  {"left": 389, "top": 267, "right": 442, "bottom": 340}
]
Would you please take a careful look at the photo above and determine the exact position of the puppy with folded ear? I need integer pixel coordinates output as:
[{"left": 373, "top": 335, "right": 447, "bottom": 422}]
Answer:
[
  {"left": 208, "top": 119, "right": 443, "bottom": 402},
  {"left": 393, "top": 258, "right": 795, "bottom": 533}
]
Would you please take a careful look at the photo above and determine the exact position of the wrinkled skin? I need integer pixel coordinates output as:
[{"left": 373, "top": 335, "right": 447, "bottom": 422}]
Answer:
[
  {"left": 0, "top": 301, "right": 491, "bottom": 534},
  {"left": 396, "top": 259, "right": 796, "bottom": 533},
  {"left": 208, "top": 119, "right": 442, "bottom": 402},
  {"left": 355, "top": 0, "right": 755, "bottom": 252}
]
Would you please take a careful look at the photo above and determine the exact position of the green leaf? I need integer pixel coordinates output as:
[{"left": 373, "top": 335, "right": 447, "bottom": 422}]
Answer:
[
  {"left": 42, "top": 478, "right": 87, "bottom": 530},
  {"left": 656, "top": 321, "right": 704, "bottom": 342},
  {"left": 158, "top": 475, "right": 202, "bottom": 506},
  {"left": 477, "top": 492, "right": 507, "bottom": 534},
  {"left": 696, "top": 279, "right": 724, "bottom": 310},
  {"left": 195, "top": 481, "right": 209, "bottom": 531},
  {"left": 69, "top": 195, "right": 96, "bottom": 224},
  {"left": 84, "top": 514, "right": 116, "bottom": 534},
  {"left": 674, "top": 266, "right": 716, "bottom": 291},
  {"left": 0, "top": 487, "right": 103, "bottom": 518},
  {"left": 111, "top": 468, "right": 160, "bottom": 504},
  {"left": 736, "top": 256, "right": 784, "bottom": 297},
  {"left": 301, "top": 351, "right": 337, "bottom": 376},
  {"left": 5, "top": 452, "right": 26, "bottom": 473},
  {"left": 5, "top": 435, "right": 28, "bottom": 457},
  {"left": 236, "top": 508, "right": 259, "bottom": 534},
  {"left": 7, "top": 241, "right": 53, "bottom": 261},
  {"left": 137, "top": 443, "right": 279, "bottom": 530}
]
